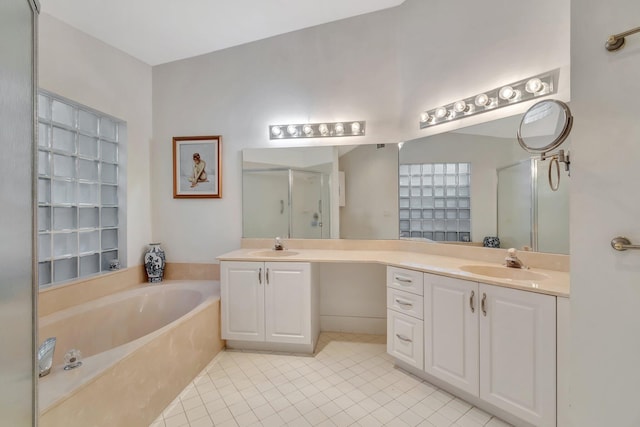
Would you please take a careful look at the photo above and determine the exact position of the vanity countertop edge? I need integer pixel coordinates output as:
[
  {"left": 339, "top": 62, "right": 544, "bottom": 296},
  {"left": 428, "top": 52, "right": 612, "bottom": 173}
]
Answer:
[{"left": 217, "top": 248, "right": 570, "bottom": 297}]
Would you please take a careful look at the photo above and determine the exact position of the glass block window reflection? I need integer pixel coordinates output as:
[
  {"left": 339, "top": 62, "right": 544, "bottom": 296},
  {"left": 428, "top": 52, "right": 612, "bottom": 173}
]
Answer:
[
  {"left": 399, "top": 163, "right": 471, "bottom": 242},
  {"left": 37, "top": 91, "right": 126, "bottom": 288}
]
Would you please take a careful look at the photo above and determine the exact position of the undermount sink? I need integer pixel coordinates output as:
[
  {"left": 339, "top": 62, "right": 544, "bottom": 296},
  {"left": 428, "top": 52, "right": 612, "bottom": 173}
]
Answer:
[
  {"left": 249, "top": 250, "right": 299, "bottom": 257},
  {"left": 459, "top": 265, "right": 549, "bottom": 281}
]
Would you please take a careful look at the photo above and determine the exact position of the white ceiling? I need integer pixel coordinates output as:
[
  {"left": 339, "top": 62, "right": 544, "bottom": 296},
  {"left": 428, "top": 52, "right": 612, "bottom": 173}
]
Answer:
[{"left": 41, "top": 0, "right": 405, "bottom": 66}]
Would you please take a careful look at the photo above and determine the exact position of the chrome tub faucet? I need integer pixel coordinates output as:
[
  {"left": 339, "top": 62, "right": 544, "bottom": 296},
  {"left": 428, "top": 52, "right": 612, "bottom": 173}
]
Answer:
[{"left": 38, "top": 337, "right": 56, "bottom": 377}]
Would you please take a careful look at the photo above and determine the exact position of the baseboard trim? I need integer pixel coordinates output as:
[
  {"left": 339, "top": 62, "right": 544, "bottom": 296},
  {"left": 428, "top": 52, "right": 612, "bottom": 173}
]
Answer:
[{"left": 320, "top": 315, "right": 386, "bottom": 335}]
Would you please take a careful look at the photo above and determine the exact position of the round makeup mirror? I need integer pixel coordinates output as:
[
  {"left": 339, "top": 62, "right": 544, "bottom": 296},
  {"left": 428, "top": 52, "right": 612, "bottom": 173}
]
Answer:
[{"left": 517, "top": 100, "right": 573, "bottom": 153}]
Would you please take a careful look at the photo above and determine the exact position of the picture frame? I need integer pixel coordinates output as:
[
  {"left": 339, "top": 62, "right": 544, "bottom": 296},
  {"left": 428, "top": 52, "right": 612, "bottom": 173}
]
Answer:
[{"left": 172, "top": 135, "right": 222, "bottom": 199}]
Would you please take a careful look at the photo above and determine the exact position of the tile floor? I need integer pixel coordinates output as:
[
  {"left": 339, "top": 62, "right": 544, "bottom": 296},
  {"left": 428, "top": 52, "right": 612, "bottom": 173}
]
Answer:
[{"left": 150, "top": 333, "right": 512, "bottom": 427}]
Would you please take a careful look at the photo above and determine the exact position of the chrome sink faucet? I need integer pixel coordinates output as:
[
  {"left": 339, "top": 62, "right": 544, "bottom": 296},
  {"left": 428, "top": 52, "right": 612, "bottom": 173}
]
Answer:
[
  {"left": 274, "top": 237, "right": 284, "bottom": 251},
  {"left": 38, "top": 337, "right": 56, "bottom": 377},
  {"left": 504, "top": 248, "right": 527, "bottom": 269}
]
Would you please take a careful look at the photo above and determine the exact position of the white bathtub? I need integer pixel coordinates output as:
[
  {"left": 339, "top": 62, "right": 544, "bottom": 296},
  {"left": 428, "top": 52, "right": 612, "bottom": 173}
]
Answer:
[{"left": 39, "top": 280, "right": 223, "bottom": 427}]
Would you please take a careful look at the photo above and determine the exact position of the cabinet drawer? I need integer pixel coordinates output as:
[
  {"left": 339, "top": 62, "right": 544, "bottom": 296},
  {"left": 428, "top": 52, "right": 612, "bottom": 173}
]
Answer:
[
  {"left": 387, "top": 266, "right": 424, "bottom": 295},
  {"left": 387, "top": 288, "right": 424, "bottom": 320},
  {"left": 387, "top": 310, "right": 424, "bottom": 370}
]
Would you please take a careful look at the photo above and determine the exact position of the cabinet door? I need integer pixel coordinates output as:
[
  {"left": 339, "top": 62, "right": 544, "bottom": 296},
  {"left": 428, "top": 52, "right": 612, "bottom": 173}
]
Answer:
[
  {"left": 221, "top": 261, "right": 265, "bottom": 342},
  {"left": 387, "top": 310, "right": 424, "bottom": 370},
  {"left": 479, "top": 284, "right": 556, "bottom": 427},
  {"left": 264, "top": 262, "right": 311, "bottom": 344},
  {"left": 424, "top": 274, "right": 479, "bottom": 396}
]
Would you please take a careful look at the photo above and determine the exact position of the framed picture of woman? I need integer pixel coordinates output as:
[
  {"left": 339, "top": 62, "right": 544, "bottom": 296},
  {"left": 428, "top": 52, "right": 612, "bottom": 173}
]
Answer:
[{"left": 172, "top": 135, "right": 222, "bottom": 198}]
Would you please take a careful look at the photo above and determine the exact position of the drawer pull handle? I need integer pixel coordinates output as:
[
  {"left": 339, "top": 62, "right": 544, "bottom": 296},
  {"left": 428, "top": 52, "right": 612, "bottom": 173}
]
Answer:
[
  {"left": 258, "top": 268, "right": 262, "bottom": 285},
  {"left": 470, "top": 290, "right": 475, "bottom": 313},
  {"left": 396, "top": 334, "right": 413, "bottom": 343},
  {"left": 481, "top": 293, "right": 487, "bottom": 316},
  {"left": 395, "top": 276, "right": 413, "bottom": 284},
  {"left": 395, "top": 298, "right": 414, "bottom": 308},
  {"left": 266, "top": 268, "right": 270, "bottom": 285}
]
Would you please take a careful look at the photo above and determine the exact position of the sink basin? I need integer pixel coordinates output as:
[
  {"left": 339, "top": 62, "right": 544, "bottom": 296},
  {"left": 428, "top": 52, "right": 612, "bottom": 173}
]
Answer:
[
  {"left": 249, "top": 250, "right": 299, "bottom": 257},
  {"left": 459, "top": 265, "right": 548, "bottom": 281}
]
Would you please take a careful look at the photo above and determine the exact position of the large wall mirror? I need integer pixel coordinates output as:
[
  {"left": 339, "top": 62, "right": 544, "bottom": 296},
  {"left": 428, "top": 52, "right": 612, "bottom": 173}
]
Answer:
[{"left": 243, "top": 112, "right": 569, "bottom": 254}]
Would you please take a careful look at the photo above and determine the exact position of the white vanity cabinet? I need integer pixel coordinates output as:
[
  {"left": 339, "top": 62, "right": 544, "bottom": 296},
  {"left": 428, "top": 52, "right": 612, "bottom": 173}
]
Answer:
[
  {"left": 221, "top": 261, "right": 318, "bottom": 350},
  {"left": 387, "top": 267, "right": 424, "bottom": 370},
  {"left": 389, "top": 269, "right": 557, "bottom": 427}
]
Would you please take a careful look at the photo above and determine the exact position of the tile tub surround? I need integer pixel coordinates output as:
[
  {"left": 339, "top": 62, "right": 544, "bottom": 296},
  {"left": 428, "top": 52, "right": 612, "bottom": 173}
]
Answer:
[
  {"left": 223, "top": 240, "right": 570, "bottom": 297},
  {"left": 39, "top": 265, "right": 146, "bottom": 316},
  {"left": 39, "top": 281, "right": 224, "bottom": 427},
  {"left": 151, "top": 333, "right": 512, "bottom": 427},
  {"left": 164, "top": 262, "right": 221, "bottom": 281},
  {"left": 38, "top": 263, "right": 220, "bottom": 317}
]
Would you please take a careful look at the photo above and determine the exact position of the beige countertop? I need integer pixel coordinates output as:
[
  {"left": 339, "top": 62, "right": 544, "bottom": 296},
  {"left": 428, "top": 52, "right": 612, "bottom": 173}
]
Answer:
[{"left": 218, "top": 248, "right": 570, "bottom": 297}]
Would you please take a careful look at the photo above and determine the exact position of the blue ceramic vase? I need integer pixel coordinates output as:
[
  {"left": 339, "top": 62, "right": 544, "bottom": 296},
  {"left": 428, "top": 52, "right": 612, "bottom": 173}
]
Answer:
[
  {"left": 483, "top": 236, "right": 501, "bottom": 248},
  {"left": 144, "top": 243, "right": 166, "bottom": 283}
]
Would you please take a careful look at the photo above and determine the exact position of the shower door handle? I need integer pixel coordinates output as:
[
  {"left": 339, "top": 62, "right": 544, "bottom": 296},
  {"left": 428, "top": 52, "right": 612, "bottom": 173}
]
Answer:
[{"left": 280, "top": 200, "right": 284, "bottom": 215}]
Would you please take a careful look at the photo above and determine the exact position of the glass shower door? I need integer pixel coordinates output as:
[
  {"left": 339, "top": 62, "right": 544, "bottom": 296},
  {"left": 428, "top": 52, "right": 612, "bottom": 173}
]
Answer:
[
  {"left": 290, "top": 170, "right": 325, "bottom": 238},
  {"left": 1, "top": 0, "right": 37, "bottom": 424},
  {"left": 242, "top": 170, "right": 290, "bottom": 238},
  {"left": 497, "top": 159, "right": 534, "bottom": 250}
]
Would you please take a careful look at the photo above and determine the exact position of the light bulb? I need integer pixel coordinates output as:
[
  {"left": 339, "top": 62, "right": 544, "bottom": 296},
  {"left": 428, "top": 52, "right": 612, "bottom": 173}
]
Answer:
[
  {"left": 474, "top": 93, "right": 489, "bottom": 107},
  {"left": 420, "top": 112, "right": 431, "bottom": 123},
  {"left": 351, "top": 122, "right": 361, "bottom": 134},
  {"left": 287, "top": 125, "right": 298, "bottom": 136},
  {"left": 434, "top": 107, "right": 448, "bottom": 119},
  {"left": 525, "top": 77, "right": 550, "bottom": 95},
  {"left": 499, "top": 86, "right": 519, "bottom": 101},
  {"left": 302, "top": 124, "right": 313, "bottom": 136},
  {"left": 334, "top": 122, "right": 344, "bottom": 135},
  {"left": 318, "top": 124, "right": 329, "bottom": 136},
  {"left": 525, "top": 78, "right": 542, "bottom": 93},
  {"left": 453, "top": 101, "right": 466, "bottom": 113},
  {"left": 271, "top": 126, "right": 282, "bottom": 137}
]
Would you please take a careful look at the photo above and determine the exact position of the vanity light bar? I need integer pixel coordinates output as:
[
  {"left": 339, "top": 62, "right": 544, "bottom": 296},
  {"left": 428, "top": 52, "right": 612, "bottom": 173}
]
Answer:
[
  {"left": 269, "top": 121, "right": 366, "bottom": 140},
  {"left": 419, "top": 69, "right": 560, "bottom": 129}
]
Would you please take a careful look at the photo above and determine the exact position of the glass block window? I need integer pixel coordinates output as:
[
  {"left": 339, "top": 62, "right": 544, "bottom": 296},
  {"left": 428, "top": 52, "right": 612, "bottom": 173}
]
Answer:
[
  {"left": 399, "top": 162, "right": 471, "bottom": 242},
  {"left": 37, "top": 91, "right": 126, "bottom": 288}
]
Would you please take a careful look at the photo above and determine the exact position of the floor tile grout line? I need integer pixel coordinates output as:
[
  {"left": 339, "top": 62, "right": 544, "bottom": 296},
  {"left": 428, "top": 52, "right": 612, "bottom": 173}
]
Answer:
[{"left": 151, "top": 332, "right": 512, "bottom": 427}]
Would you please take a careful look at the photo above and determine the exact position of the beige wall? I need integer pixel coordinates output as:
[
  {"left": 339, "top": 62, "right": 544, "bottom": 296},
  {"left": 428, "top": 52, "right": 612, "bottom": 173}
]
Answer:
[{"left": 39, "top": 13, "right": 153, "bottom": 268}]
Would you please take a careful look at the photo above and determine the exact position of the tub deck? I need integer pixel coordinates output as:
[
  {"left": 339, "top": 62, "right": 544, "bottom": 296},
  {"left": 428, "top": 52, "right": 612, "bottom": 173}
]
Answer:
[{"left": 39, "top": 280, "right": 223, "bottom": 427}]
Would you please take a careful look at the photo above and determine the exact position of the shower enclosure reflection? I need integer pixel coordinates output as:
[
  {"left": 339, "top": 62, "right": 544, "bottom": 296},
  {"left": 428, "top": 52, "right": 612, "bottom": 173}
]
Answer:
[
  {"left": 497, "top": 158, "right": 569, "bottom": 253},
  {"left": 242, "top": 168, "right": 330, "bottom": 239}
]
